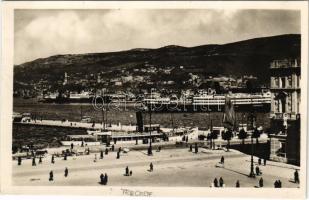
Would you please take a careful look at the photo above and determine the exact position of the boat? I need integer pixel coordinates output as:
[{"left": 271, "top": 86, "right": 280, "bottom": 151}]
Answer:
[{"left": 143, "top": 92, "right": 271, "bottom": 112}]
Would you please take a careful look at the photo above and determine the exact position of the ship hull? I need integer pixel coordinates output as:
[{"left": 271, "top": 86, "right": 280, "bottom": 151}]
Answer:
[{"left": 145, "top": 103, "right": 270, "bottom": 113}]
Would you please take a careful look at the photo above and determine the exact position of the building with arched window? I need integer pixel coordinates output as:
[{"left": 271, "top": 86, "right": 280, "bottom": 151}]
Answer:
[{"left": 269, "top": 58, "right": 300, "bottom": 165}]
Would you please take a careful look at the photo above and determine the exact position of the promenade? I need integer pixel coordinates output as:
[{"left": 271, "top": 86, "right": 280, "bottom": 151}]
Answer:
[{"left": 13, "top": 148, "right": 299, "bottom": 188}]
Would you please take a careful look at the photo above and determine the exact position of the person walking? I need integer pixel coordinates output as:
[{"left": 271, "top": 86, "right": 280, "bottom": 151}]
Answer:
[
  {"left": 64, "top": 167, "right": 68, "bottom": 177},
  {"left": 189, "top": 145, "right": 192, "bottom": 152},
  {"left": 130, "top": 170, "right": 133, "bottom": 176},
  {"left": 64, "top": 153, "right": 67, "bottom": 161},
  {"left": 255, "top": 166, "right": 260, "bottom": 176},
  {"left": 263, "top": 158, "right": 267, "bottom": 166},
  {"left": 150, "top": 162, "right": 153, "bottom": 172},
  {"left": 236, "top": 180, "right": 240, "bottom": 188},
  {"left": 259, "top": 177, "right": 263, "bottom": 188},
  {"left": 100, "top": 173, "right": 104, "bottom": 184},
  {"left": 104, "top": 173, "right": 108, "bottom": 185},
  {"left": 105, "top": 148, "right": 108, "bottom": 155},
  {"left": 51, "top": 155, "right": 55, "bottom": 164},
  {"left": 18, "top": 157, "right": 22, "bottom": 166},
  {"left": 278, "top": 180, "right": 282, "bottom": 188},
  {"left": 294, "top": 169, "right": 299, "bottom": 183},
  {"left": 32, "top": 157, "right": 36, "bottom": 166},
  {"left": 49, "top": 170, "right": 54, "bottom": 181},
  {"left": 100, "top": 150, "right": 104, "bottom": 159},
  {"left": 39, "top": 156, "right": 42, "bottom": 164},
  {"left": 111, "top": 145, "right": 115, "bottom": 151},
  {"left": 195, "top": 143, "right": 198, "bottom": 153},
  {"left": 125, "top": 166, "right": 129, "bottom": 176},
  {"left": 258, "top": 158, "right": 261, "bottom": 165},
  {"left": 219, "top": 177, "right": 224, "bottom": 187},
  {"left": 221, "top": 156, "right": 224, "bottom": 164},
  {"left": 213, "top": 178, "right": 218, "bottom": 187},
  {"left": 117, "top": 151, "right": 120, "bottom": 159}
]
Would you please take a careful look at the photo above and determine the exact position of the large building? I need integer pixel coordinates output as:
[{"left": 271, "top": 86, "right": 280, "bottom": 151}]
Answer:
[{"left": 269, "top": 58, "right": 300, "bottom": 165}]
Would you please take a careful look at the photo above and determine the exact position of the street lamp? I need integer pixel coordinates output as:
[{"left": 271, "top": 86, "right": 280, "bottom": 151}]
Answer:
[{"left": 247, "top": 111, "right": 256, "bottom": 178}]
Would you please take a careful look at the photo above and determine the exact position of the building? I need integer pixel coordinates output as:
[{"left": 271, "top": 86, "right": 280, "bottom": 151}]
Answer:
[{"left": 269, "top": 58, "right": 300, "bottom": 165}]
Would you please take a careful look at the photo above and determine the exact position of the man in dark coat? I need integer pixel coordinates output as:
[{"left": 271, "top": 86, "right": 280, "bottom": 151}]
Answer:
[
  {"left": 100, "top": 173, "right": 104, "bottom": 184},
  {"left": 194, "top": 143, "right": 198, "bottom": 153},
  {"left": 64, "top": 153, "right": 67, "bottom": 160},
  {"left": 49, "top": 171, "right": 54, "bottom": 181},
  {"left": 105, "top": 148, "right": 109, "bottom": 155},
  {"left": 32, "top": 157, "right": 36, "bottom": 166},
  {"left": 39, "top": 156, "right": 42, "bottom": 164},
  {"left": 104, "top": 173, "right": 108, "bottom": 185},
  {"left": 258, "top": 158, "right": 261, "bottom": 165},
  {"left": 255, "top": 166, "right": 260, "bottom": 175},
  {"left": 213, "top": 178, "right": 218, "bottom": 187},
  {"left": 116, "top": 151, "right": 120, "bottom": 159},
  {"left": 263, "top": 158, "right": 267, "bottom": 166},
  {"left": 125, "top": 166, "right": 129, "bottom": 176},
  {"left": 219, "top": 177, "right": 224, "bottom": 187},
  {"left": 236, "top": 180, "right": 240, "bottom": 188},
  {"left": 278, "top": 180, "right": 282, "bottom": 188},
  {"left": 150, "top": 162, "right": 153, "bottom": 172},
  {"left": 189, "top": 145, "right": 192, "bottom": 152},
  {"left": 64, "top": 167, "right": 68, "bottom": 177},
  {"left": 259, "top": 177, "right": 263, "bottom": 187},
  {"left": 111, "top": 145, "right": 115, "bottom": 151},
  {"left": 18, "top": 157, "right": 22, "bottom": 166},
  {"left": 294, "top": 170, "right": 299, "bottom": 183},
  {"left": 100, "top": 150, "right": 104, "bottom": 159},
  {"left": 221, "top": 156, "right": 224, "bottom": 164},
  {"left": 51, "top": 155, "right": 55, "bottom": 164}
]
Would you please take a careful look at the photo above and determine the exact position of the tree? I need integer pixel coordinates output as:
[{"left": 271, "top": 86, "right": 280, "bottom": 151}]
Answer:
[
  {"left": 222, "top": 129, "right": 233, "bottom": 151},
  {"left": 238, "top": 128, "right": 248, "bottom": 146}
]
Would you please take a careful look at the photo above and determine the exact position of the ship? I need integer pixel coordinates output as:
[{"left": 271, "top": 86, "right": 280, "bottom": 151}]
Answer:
[{"left": 143, "top": 92, "right": 271, "bottom": 112}]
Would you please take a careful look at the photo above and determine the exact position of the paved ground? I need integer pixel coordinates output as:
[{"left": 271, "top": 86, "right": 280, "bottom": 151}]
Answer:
[{"left": 12, "top": 148, "right": 300, "bottom": 188}]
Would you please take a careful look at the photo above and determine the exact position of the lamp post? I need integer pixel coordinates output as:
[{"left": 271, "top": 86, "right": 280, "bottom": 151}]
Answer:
[{"left": 248, "top": 111, "right": 256, "bottom": 178}]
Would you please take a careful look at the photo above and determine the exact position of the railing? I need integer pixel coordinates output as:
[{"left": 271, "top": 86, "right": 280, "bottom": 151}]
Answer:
[{"left": 270, "top": 59, "right": 300, "bottom": 69}]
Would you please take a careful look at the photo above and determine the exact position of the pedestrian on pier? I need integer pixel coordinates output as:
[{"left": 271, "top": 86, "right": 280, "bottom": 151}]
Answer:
[
  {"left": 39, "top": 156, "right": 42, "bottom": 164},
  {"left": 116, "top": 151, "right": 120, "bottom": 159},
  {"left": 130, "top": 170, "right": 133, "bottom": 176},
  {"left": 100, "top": 173, "right": 104, "bottom": 184},
  {"left": 18, "top": 157, "right": 22, "bottom": 166},
  {"left": 263, "top": 158, "right": 267, "bottom": 166},
  {"left": 258, "top": 158, "right": 261, "bottom": 165},
  {"left": 111, "top": 145, "right": 115, "bottom": 151},
  {"left": 104, "top": 173, "right": 108, "bottom": 185},
  {"left": 194, "top": 143, "right": 198, "bottom": 153},
  {"left": 100, "top": 150, "right": 104, "bottom": 159},
  {"left": 51, "top": 155, "right": 55, "bottom": 164},
  {"left": 259, "top": 177, "right": 264, "bottom": 188},
  {"left": 236, "top": 180, "right": 240, "bottom": 188},
  {"left": 70, "top": 143, "right": 74, "bottom": 150},
  {"left": 150, "top": 162, "right": 153, "bottom": 172},
  {"left": 136, "top": 138, "right": 138, "bottom": 145},
  {"left": 125, "top": 166, "right": 129, "bottom": 176},
  {"left": 294, "top": 169, "right": 299, "bottom": 183},
  {"left": 255, "top": 166, "right": 260, "bottom": 176},
  {"left": 278, "top": 180, "right": 282, "bottom": 188},
  {"left": 105, "top": 148, "right": 108, "bottom": 155},
  {"left": 213, "top": 178, "right": 218, "bottom": 187},
  {"left": 64, "top": 153, "right": 67, "bottom": 161},
  {"left": 220, "top": 156, "right": 225, "bottom": 165},
  {"left": 81, "top": 141, "right": 84, "bottom": 147},
  {"left": 274, "top": 180, "right": 278, "bottom": 188},
  {"left": 219, "top": 177, "right": 224, "bottom": 187},
  {"left": 189, "top": 145, "right": 192, "bottom": 152},
  {"left": 32, "top": 157, "right": 36, "bottom": 166},
  {"left": 64, "top": 167, "right": 68, "bottom": 177},
  {"left": 49, "top": 171, "right": 54, "bottom": 181}
]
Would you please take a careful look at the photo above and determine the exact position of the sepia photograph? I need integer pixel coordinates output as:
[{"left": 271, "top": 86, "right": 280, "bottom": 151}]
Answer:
[{"left": 1, "top": 1, "right": 308, "bottom": 198}]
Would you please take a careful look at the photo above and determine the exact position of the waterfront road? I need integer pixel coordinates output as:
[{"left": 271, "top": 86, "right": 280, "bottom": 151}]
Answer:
[{"left": 13, "top": 148, "right": 299, "bottom": 188}]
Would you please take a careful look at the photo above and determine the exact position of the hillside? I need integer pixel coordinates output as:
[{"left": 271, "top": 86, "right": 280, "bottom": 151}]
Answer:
[{"left": 14, "top": 34, "right": 300, "bottom": 87}]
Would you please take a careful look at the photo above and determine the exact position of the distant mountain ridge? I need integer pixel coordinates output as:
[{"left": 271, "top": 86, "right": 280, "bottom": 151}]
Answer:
[{"left": 14, "top": 34, "right": 300, "bottom": 86}]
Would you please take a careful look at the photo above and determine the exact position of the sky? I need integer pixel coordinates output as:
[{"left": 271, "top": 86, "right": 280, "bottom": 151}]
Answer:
[{"left": 14, "top": 9, "right": 300, "bottom": 65}]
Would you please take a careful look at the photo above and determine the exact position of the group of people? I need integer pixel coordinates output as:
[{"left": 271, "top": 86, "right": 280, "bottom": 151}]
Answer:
[
  {"left": 274, "top": 180, "right": 282, "bottom": 188},
  {"left": 213, "top": 177, "right": 225, "bottom": 187},
  {"left": 125, "top": 166, "right": 133, "bottom": 176},
  {"left": 100, "top": 173, "right": 108, "bottom": 185},
  {"left": 49, "top": 167, "right": 69, "bottom": 181}
]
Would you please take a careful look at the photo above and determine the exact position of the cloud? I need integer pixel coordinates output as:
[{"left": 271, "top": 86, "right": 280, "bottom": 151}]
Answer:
[{"left": 14, "top": 9, "right": 300, "bottom": 64}]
